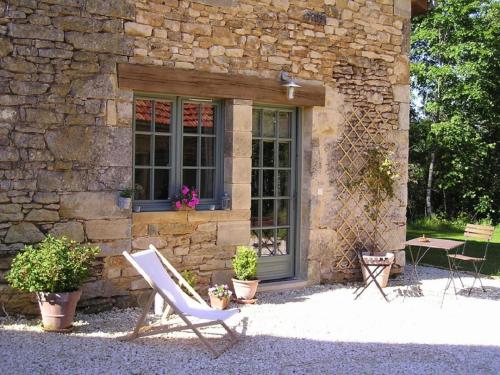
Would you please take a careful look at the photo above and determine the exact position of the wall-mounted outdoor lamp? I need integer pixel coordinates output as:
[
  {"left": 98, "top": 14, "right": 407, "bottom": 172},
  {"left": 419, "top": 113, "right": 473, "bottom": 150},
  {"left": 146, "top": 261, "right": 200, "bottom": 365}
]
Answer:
[{"left": 279, "top": 71, "right": 301, "bottom": 100}]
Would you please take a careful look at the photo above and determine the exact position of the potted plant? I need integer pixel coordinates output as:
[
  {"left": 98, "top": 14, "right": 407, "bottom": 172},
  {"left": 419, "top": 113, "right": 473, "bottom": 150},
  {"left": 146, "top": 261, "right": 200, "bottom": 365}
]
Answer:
[
  {"left": 173, "top": 185, "right": 200, "bottom": 210},
  {"left": 118, "top": 188, "right": 133, "bottom": 209},
  {"left": 6, "top": 235, "right": 99, "bottom": 331},
  {"left": 232, "top": 246, "right": 259, "bottom": 301},
  {"left": 208, "top": 284, "right": 232, "bottom": 310},
  {"left": 351, "top": 147, "right": 399, "bottom": 288}
]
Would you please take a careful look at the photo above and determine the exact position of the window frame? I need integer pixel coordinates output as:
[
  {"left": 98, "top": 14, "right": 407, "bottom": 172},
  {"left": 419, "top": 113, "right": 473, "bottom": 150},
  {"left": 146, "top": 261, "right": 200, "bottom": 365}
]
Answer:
[{"left": 133, "top": 94, "right": 224, "bottom": 212}]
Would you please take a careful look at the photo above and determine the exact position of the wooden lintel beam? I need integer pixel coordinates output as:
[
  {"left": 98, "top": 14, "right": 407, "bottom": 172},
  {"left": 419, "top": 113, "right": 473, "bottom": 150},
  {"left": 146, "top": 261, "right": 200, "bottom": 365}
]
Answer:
[{"left": 117, "top": 63, "right": 325, "bottom": 107}]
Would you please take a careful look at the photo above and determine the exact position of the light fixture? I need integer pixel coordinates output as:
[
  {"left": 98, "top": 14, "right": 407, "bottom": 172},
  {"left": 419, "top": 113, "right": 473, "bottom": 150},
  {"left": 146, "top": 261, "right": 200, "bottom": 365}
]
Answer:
[{"left": 279, "top": 71, "right": 301, "bottom": 100}]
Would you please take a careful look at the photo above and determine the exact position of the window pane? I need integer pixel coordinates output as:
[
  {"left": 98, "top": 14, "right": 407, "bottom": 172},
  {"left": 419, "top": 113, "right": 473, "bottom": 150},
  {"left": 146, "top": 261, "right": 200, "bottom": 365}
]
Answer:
[
  {"left": 182, "top": 169, "right": 197, "bottom": 191},
  {"left": 154, "top": 169, "right": 169, "bottom": 200},
  {"left": 134, "top": 169, "right": 150, "bottom": 200},
  {"left": 155, "top": 101, "right": 171, "bottom": 133},
  {"left": 252, "top": 140, "right": 260, "bottom": 167},
  {"left": 201, "top": 105, "right": 215, "bottom": 135},
  {"left": 279, "top": 142, "right": 290, "bottom": 167},
  {"left": 183, "top": 137, "right": 198, "bottom": 166},
  {"left": 279, "top": 112, "right": 291, "bottom": 138},
  {"left": 278, "top": 170, "right": 290, "bottom": 196},
  {"left": 200, "top": 169, "right": 214, "bottom": 199},
  {"left": 135, "top": 99, "right": 152, "bottom": 132},
  {"left": 262, "top": 200, "right": 274, "bottom": 227},
  {"left": 251, "top": 229, "right": 260, "bottom": 255},
  {"left": 201, "top": 137, "right": 215, "bottom": 167},
  {"left": 263, "top": 141, "right": 274, "bottom": 167},
  {"left": 252, "top": 110, "right": 260, "bottom": 137},
  {"left": 261, "top": 229, "right": 274, "bottom": 256},
  {"left": 263, "top": 110, "right": 275, "bottom": 137},
  {"left": 276, "top": 229, "right": 289, "bottom": 255},
  {"left": 183, "top": 103, "right": 199, "bottom": 133},
  {"left": 263, "top": 170, "right": 274, "bottom": 197},
  {"left": 135, "top": 134, "right": 151, "bottom": 166},
  {"left": 278, "top": 200, "right": 289, "bottom": 225},
  {"left": 251, "top": 169, "right": 259, "bottom": 197},
  {"left": 155, "top": 136, "right": 170, "bottom": 166},
  {"left": 251, "top": 200, "right": 260, "bottom": 227}
]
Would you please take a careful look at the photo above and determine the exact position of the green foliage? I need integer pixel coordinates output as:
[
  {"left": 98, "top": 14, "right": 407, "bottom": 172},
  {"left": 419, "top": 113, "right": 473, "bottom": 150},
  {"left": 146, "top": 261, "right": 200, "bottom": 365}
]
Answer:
[
  {"left": 351, "top": 148, "right": 399, "bottom": 222},
  {"left": 6, "top": 235, "right": 100, "bottom": 293},
  {"left": 120, "top": 188, "right": 134, "bottom": 198},
  {"left": 181, "top": 270, "right": 197, "bottom": 289},
  {"left": 410, "top": 0, "right": 499, "bottom": 221},
  {"left": 232, "top": 246, "right": 257, "bottom": 281}
]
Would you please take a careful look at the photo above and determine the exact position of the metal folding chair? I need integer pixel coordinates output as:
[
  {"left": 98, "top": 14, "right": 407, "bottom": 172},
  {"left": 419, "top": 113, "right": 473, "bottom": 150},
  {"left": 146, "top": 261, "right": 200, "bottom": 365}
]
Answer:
[
  {"left": 446, "top": 224, "right": 495, "bottom": 296},
  {"left": 353, "top": 249, "right": 394, "bottom": 302}
]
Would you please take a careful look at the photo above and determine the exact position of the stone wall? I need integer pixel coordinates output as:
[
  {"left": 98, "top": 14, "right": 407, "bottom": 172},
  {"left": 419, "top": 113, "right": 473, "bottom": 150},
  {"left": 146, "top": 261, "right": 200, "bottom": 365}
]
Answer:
[{"left": 0, "top": 0, "right": 410, "bottom": 313}]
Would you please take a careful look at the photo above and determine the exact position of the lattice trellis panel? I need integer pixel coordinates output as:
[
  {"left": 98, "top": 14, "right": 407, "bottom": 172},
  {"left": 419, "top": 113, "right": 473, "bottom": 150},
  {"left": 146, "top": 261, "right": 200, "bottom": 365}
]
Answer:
[{"left": 334, "top": 109, "right": 393, "bottom": 270}]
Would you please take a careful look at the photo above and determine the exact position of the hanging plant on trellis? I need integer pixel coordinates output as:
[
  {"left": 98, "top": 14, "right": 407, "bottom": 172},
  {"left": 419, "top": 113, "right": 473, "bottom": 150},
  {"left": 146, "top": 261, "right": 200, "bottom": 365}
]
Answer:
[{"left": 349, "top": 147, "right": 399, "bottom": 253}]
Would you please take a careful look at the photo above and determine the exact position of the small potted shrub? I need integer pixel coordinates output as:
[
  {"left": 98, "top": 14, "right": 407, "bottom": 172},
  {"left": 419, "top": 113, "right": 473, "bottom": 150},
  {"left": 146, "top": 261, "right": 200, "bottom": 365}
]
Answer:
[
  {"left": 208, "top": 284, "right": 232, "bottom": 310},
  {"left": 118, "top": 188, "right": 133, "bottom": 209},
  {"left": 173, "top": 185, "right": 200, "bottom": 210},
  {"left": 6, "top": 235, "right": 99, "bottom": 331},
  {"left": 232, "top": 246, "right": 259, "bottom": 301}
]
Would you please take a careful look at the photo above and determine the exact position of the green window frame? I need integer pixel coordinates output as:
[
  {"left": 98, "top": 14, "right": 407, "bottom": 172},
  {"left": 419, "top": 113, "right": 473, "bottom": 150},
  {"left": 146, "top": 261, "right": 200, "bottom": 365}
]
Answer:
[{"left": 133, "top": 95, "right": 224, "bottom": 211}]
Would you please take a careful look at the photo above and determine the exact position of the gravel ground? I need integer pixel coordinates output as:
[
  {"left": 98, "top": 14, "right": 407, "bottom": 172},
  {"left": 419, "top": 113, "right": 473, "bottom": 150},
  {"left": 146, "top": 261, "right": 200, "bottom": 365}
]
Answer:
[{"left": 1, "top": 266, "right": 500, "bottom": 375}]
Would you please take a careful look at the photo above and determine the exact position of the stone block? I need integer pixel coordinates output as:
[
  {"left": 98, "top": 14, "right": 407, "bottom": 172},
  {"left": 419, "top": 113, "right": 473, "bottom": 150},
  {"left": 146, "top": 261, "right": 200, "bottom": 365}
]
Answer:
[
  {"left": 181, "top": 23, "right": 212, "bottom": 36},
  {"left": 86, "top": 219, "right": 131, "bottom": 240},
  {"left": 25, "top": 109, "right": 63, "bottom": 125},
  {"left": 132, "top": 236, "right": 167, "bottom": 250},
  {"left": 10, "top": 81, "right": 49, "bottom": 95},
  {"left": 0, "top": 38, "right": 13, "bottom": 58},
  {"left": 33, "top": 192, "right": 59, "bottom": 205},
  {"left": 224, "top": 157, "right": 251, "bottom": 184},
  {"left": 52, "top": 16, "right": 102, "bottom": 32},
  {"left": 132, "top": 211, "right": 188, "bottom": 225},
  {"left": 225, "top": 131, "right": 252, "bottom": 158},
  {"left": 217, "top": 221, "right": 250, "bottom": 246},
  {"left": 5, "top": 222, "right": 44, "bottom": 243},
  {"left": 65, "top": 32, "right": 134, "bottom": 56},
  {"left": 37, "top": 170, "right": 87, "bottom": 192},
  {"left": 393, "top": 84, "right": 410, "bottom": 103},
  {"left": 158, "top": 223, "right": 196, "bottom": 235},
  {"left": 394, "top": 0, "right": 411, "bottom": 18},
  {"left": 229, "top": 184, "right": 251, "bottom": 210},
  {"left": 96, "top": 239, "right": 131, "bottom": 256},
  {"left": 197, "top": 222, "right": 217, "bottom": 232},
  {"left": 398, "top": 102, "right": 409, "bottom": 130},
  {"left": 124, "top": 22, "right": 153, "bottom": 37},
  {"left": 60, "top": 192, "right": 128, "bottom": 220},
  {"left": 25, "top": 209, "right": 60, "bottom": 222},
  {"left": 0, "top": 147, "right": 19, "bottom": 162},
  {"left": 86, "top": 0, "right": 135, "bottom": 20},
  {"left": 49, "top": 221, "right": 85, "bottom": 242},
  {"left": 9, "top": 24, "right": 64, "bottom": 42},
  {"left": 0, "top": 204, "right": 23, "bottom": 222},
  {"left": 71, "top": 74, "right": 117, "bottom": 100}
]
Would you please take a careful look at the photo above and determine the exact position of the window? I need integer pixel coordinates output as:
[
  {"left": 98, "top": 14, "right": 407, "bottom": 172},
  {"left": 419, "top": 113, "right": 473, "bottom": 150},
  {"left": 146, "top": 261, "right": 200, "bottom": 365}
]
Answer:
[{"left": 133, "top": 96, "right": 223, "bottom": 211}]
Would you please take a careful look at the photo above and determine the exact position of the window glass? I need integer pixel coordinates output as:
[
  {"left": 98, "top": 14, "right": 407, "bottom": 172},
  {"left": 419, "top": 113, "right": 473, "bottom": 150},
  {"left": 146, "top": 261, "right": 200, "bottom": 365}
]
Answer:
[{"left": 135, "top": 100, "right": 152, "bottom": 131}]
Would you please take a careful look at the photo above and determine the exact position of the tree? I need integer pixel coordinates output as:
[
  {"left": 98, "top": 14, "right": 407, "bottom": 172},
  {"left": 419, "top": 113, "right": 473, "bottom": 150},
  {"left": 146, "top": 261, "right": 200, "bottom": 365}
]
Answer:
[{"left": 410, "top": 0, "right": 499, "bottom": 221}]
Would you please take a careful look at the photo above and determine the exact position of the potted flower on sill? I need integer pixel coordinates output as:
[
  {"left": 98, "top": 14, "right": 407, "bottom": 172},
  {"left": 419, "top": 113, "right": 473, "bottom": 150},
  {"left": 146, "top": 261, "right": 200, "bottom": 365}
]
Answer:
[
  {"left": 208, "top": 284, "right": 232, "bottom": 310},
  {"left": 173, "top": 185, "right": 200, "bottom": 210},
  {"left": 232, "top": 246, "right": 260, "bottom": 301},
  {"left": 350, "top": 147, "right": 399, "bottom": 288},
  {"left": 6, "top": 235, "right": 99, "bottom": 332},
  {"left": 118, "top": 188, "right": 133, "bottom": 209}
]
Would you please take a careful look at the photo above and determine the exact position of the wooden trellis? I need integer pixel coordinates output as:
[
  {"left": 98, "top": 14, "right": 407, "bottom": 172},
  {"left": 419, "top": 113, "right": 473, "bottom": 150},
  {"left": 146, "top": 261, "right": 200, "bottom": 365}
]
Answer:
[{"left": 334, "top": 109, "right": 393, "bottom": 270}]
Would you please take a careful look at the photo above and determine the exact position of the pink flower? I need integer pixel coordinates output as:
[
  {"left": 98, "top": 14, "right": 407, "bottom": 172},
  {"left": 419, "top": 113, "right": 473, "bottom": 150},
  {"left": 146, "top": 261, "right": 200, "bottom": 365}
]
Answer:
[
  {"left": 182, "top": 198, "right": 187, "bottom": 204},
  {"left": 187, "top": 200, "right": 195, "bottom": 208},
  {"left": 175, "top": 201, "right": 182, "bottom": 209},
  {"left": 194, "top": 198, "right": 200, "bottom": 205},
  {"left": 182, "top": 185, "right": 189, "bottom": 195}
]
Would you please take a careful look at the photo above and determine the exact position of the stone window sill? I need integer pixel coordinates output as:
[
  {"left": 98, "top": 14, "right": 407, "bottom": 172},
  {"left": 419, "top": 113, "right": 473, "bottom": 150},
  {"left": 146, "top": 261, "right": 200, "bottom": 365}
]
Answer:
[{"left": 132, "top": 209, "right": 250, "bottom": 224}]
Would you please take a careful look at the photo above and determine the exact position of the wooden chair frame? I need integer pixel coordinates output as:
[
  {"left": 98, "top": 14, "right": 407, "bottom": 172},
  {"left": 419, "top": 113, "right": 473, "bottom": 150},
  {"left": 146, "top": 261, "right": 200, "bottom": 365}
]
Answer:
[
  {"left": 121, "top": 248, "right": 239, "bottom": 358},
  {"left": 446, "top": 224, "right": 495, "bottom": 296}
]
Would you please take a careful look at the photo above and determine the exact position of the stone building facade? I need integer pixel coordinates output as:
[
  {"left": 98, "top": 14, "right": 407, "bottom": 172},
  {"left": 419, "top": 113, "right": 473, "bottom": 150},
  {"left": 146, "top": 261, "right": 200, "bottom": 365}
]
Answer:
[{"left": 0, "top": 0, "right": 415, "bottom": 314}]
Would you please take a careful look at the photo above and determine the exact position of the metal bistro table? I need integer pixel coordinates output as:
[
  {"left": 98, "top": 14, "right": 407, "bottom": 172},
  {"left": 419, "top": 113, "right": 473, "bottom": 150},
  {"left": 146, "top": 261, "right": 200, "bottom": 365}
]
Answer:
[{"left": 404, "top": 237, "right": 465, "bottom": 288}]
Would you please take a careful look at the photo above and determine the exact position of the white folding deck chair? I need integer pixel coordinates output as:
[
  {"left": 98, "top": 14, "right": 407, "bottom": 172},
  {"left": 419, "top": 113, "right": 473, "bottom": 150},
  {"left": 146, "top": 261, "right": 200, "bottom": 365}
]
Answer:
[{"left": 122, "top": 245, "right": 240, "bottom": 358}]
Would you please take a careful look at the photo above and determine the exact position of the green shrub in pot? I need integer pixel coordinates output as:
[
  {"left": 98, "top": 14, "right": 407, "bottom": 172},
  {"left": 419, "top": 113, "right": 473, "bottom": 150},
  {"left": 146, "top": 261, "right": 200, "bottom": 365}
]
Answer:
[
  {"left": 6, "top": 235, "right": 99, "bottom": 331},
  {"left": 231, "top": 246, "right": 259, "bottom": 301}
]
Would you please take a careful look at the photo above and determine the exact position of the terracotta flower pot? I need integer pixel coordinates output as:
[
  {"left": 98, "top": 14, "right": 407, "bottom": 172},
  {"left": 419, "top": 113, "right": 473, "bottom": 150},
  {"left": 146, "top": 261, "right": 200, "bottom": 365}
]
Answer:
[
  {"left": 232, "top": 279, "right": 260, "bottom": 300},
  {"left": 37, "top": 290, "right": 82, "bottom": 332},
  {"left": 360, "top": 252, "right": 394, "bottom": 288},
  {"left": 209, "top": 295, "right": 230, "bottom": 310}
]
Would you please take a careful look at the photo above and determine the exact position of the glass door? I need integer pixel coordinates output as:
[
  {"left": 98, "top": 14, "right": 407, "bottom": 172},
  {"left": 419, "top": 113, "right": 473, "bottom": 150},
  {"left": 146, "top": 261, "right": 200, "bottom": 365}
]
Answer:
[{"left": 251, "top": 107, "right": 297, "bottom": 280}]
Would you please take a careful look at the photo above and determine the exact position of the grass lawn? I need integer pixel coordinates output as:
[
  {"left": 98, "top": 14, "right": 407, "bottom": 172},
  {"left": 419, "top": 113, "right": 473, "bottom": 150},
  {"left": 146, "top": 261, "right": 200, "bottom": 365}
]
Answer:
[{"left": 406, "top": 222, "right": 500, "bottom": 276}]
